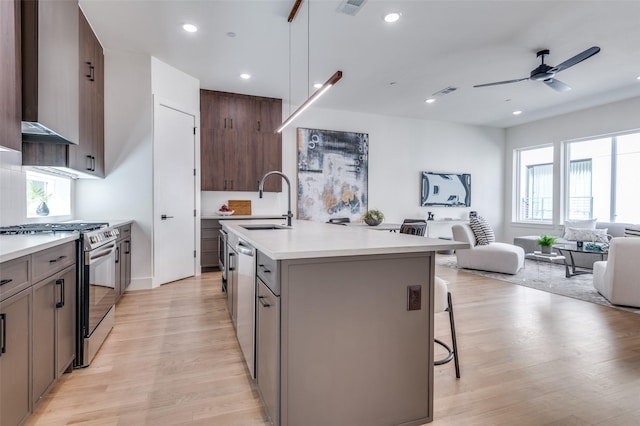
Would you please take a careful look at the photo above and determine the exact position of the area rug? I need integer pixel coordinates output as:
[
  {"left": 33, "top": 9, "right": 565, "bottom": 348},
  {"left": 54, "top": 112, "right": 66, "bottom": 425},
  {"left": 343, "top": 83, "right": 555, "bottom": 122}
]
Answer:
[{"left": 436, "top": 256, "right": 640, "bottom": 314}]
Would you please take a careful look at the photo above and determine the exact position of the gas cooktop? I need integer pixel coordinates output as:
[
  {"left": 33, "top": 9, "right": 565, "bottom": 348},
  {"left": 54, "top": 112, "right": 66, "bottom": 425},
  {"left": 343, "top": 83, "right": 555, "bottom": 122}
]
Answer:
[{"left": 0, "top": 222, "right": 109, "bottom": 235}]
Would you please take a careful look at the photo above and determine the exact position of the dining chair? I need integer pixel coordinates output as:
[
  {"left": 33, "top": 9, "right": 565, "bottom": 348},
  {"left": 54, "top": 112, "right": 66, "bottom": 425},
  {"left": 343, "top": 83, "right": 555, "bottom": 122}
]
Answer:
[
  {"left": 327, "top": 217, "right": 351, "bottom": 225},
  {"left": 399, "top": 221, "right": 427, "bottom": 236}
]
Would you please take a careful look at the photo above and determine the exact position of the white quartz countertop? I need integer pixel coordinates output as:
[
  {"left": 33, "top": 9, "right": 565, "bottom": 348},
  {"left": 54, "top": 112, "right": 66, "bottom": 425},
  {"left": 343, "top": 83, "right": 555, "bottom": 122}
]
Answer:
[
  {"left": 201, "top": 214, "right": 286, "bottom": 220},
  {"left": 0, "top": 233, "right": 79, "bottom": 263},
  {"left": 222, "top": 219, "right": 469, "bottom": 260}
]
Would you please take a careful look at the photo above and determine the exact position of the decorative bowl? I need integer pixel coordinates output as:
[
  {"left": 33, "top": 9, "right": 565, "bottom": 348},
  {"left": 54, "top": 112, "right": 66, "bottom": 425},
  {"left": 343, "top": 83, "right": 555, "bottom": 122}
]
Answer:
[
  {"left": 364, "top": 217, "right": 381, "bottom": 226},
  {"left": 217, "top": 210, "right": 234, "bottom": 216}
]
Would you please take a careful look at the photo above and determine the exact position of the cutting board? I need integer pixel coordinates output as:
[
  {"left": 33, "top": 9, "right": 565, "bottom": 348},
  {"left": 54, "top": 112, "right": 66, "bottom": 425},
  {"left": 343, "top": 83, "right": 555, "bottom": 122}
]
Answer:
[{"left": 228, "top": 200, "right": 252, "bottom": 216}]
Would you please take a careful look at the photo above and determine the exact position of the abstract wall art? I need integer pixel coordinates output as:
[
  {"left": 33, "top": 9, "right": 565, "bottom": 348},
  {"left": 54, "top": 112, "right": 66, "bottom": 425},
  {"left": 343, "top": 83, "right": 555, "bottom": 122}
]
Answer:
[{"left": 297, "top": 128, "right": 368, "bottom": 222}]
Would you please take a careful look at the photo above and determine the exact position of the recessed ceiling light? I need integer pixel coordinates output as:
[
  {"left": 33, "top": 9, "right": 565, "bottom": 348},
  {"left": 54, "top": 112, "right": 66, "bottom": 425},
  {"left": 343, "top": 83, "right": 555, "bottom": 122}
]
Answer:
[
  {"left": 240, "top": 73, "right": 251, "bottom": 80},
  {"left": 226, "top": 32, "right": 237, "bottom": 38},
  {"left": 637, "top": 75, "right": 640, "bottom": 80},
  {"left": 182, "top": 23, "right": 198, "bottom": 33},
  {"left": 513, "top": 110, "right": 523, "bottom": 116},
  {"left": 313, "top": 83, "right": 322, "bottom": 89},
  {"left": 425, "top": 98, "right": 436, "bottom": 104},
  {"left": 384, "top": 12, "right": 401, "bottom": 23}
]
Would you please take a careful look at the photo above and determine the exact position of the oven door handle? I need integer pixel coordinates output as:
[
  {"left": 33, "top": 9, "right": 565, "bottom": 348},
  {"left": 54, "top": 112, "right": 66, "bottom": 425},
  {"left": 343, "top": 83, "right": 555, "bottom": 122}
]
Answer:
[{"left": 86, "top": 243, "right": 116, "bottom": 265}]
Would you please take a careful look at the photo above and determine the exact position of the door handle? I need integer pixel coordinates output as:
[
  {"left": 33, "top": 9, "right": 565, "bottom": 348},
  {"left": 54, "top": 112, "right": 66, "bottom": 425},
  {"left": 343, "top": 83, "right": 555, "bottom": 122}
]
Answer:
[{"left": 161, "top": 215, "right": 174, "bottom": 220}]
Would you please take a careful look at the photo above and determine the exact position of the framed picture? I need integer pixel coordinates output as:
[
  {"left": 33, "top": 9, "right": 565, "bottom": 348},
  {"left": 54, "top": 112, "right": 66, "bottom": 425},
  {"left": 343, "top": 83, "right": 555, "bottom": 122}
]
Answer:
[{"left": 297, "top": 128, "right": 368, "bottom": 222}]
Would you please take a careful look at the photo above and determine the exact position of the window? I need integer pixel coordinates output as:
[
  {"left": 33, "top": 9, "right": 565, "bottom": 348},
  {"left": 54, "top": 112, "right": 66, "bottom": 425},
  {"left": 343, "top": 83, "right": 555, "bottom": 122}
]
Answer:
[
  {"left": 516, "top": 146, "right": 553, "bottom": 222},
  {"left": 565, "top": 132, "right": 640, "bottom": 223},
  {"left": 26, "top": 171, "right": 71, "bottom": 218}
]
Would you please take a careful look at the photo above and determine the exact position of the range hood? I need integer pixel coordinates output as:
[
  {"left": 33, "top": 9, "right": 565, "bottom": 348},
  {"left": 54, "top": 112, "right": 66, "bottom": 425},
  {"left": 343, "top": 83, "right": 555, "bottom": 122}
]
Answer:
[{"left": 21, "top": 0, "right": 79, "bottom": 145}]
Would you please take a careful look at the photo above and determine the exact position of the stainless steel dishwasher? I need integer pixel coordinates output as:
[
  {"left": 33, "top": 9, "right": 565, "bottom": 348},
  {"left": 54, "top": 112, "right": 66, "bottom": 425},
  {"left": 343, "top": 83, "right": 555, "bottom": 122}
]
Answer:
[{"left": 235, "top": 239, "right": 256, "bottom": 378}]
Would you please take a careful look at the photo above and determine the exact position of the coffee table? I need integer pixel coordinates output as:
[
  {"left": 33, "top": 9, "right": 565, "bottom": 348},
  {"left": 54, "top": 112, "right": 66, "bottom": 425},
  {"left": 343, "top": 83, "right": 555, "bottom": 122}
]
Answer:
[{"left": 553, "top": 243, "right": 608, "bottom": 278}]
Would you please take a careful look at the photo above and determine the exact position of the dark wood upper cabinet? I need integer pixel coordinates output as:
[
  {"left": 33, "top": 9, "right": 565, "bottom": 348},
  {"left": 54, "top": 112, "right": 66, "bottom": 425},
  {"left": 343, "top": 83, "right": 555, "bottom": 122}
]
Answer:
[
  {"left": 71, "top": 10, "right": 104, "bottom": 177},
  {"left": 0, "top": 0, "right": 22, "bottom": 152},
  {"left": 200, "top": 90, "right": 282, "bottom": 192}
]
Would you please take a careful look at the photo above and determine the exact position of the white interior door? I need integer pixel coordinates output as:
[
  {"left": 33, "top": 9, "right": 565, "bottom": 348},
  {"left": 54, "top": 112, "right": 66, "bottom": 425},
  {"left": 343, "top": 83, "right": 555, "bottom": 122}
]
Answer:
[{"left": 153, "top": 101, "right": 196, "bottom": 285}]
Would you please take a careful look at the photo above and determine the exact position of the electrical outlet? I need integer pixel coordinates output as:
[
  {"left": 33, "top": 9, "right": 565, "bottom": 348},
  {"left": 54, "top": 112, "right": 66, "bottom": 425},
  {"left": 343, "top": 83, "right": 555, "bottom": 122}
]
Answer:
[{"left": 407, "top": 285, "right": 422, "bottom": 311}]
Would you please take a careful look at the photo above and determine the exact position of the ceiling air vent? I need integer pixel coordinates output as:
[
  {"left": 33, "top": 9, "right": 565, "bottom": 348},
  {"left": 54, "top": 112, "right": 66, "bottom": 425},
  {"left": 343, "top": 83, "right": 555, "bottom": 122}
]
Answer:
[{"left": 337, "top": 0, "right": 368, "bottom": 16}]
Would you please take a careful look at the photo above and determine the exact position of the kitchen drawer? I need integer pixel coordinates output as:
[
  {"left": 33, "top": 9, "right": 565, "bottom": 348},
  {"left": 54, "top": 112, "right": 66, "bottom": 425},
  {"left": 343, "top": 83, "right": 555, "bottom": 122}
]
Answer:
[
  {"left": 117, "top": 223, "right": 131, "bottom": 239},
  {"left": 256, "top": 251, "right": 279, "bottom": 295},
  {"left": 202, "top": 239, "right": 218, "bottom": 252},
  {"left": 201, "top": 219, "right": 222, "bottom": 230},
  {"left": 32, "top": 242, "right": 76, "bottom": 283},
  {"left": 202, "top": 228, "right": 218, "bottom": 239},
  {"left": 0, "top": 255, "right": 31, "bottom": 302}
]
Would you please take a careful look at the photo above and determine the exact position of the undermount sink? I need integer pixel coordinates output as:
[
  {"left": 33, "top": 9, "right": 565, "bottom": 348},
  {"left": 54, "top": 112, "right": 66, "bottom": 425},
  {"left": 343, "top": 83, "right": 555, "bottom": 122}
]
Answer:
[{"left": 240, "top": 224, "right": 290, "bottom": 231}]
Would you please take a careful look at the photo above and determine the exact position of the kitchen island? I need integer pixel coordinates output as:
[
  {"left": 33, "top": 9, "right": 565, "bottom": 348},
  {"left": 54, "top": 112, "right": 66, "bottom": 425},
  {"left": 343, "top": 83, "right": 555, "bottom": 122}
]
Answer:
[{"left": 221, "top": 219, "right": 468, "bottom": 426}]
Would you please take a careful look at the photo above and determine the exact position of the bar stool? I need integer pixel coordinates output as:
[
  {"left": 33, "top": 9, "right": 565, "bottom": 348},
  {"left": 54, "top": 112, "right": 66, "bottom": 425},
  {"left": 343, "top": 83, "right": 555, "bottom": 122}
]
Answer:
[{"left": 434, "top": 276, "right": 460, "bottom": 378}]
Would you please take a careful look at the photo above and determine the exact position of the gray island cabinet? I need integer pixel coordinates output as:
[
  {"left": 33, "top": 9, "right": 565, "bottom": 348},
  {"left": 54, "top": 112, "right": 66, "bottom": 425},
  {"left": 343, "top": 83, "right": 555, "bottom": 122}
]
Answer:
[{"left": 221, "top": 220, "right": 468, "bottom": 426}]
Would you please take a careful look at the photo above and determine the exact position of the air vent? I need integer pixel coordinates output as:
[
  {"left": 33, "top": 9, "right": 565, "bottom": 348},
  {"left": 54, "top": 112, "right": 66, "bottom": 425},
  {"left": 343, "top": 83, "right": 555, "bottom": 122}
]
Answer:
[
  {"left": 337, "top": 0, "right": 368, "bottom": 16},
  {"left": 432, "top": 86, "right": 458, "bottom": 96}
]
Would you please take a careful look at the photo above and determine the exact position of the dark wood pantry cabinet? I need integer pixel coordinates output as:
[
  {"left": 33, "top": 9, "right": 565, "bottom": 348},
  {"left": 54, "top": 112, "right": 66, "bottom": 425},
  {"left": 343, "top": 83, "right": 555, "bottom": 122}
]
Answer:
[{"left": 200, "top": 90, "right": 282, "bottom": 192}]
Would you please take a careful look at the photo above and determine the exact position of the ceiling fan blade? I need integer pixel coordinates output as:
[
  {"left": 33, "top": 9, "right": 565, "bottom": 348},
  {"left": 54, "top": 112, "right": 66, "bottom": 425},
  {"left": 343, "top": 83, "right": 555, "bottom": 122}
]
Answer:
[
  {"left": 544, "top": 78, "right": 572, "bottom": 92},
  {"left": 473, "top": 77, "right": 529, "bottom": 88},
  {"left": 550, "top": 46, "right": 600, "bottom": 73}
]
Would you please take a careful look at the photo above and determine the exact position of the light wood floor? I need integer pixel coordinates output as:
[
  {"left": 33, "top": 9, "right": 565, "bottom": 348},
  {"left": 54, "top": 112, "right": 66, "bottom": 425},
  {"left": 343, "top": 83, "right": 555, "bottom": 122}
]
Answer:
[{"left": 27, "top": 258, "right": 640, "bottom": 425}]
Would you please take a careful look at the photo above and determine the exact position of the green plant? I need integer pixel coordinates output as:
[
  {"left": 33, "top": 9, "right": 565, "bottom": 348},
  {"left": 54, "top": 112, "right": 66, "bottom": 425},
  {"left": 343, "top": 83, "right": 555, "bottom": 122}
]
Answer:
[
  {"left": 28, "top": 182, "right": 50, "bottom": 203},
  {"left": 536, "top": 234, "right": 558, "bottom": 247},
  {"left": 363, "top": 209, "right": 384, "bottom": 221}
]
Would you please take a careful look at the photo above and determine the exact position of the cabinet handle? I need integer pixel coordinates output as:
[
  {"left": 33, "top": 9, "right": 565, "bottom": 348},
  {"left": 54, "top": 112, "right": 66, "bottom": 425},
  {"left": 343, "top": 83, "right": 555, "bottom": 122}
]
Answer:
[
  {"left": 230, "top": 118, "right": 233, "bottom": 129},
  {"left": 115, "top": 246, "right": 120, "bottom": 264},
  {"left": 229, "top": 180, "right": 233, "bottom": 190},
  {"left": 258, "top": 264, "right": 271, "bottom": 274},
  {"left": 91, "top": 156, "right": 96, "bottom": 172},
  {"left": 56, "top": 279, "right": 65, "bottom": 308},
  {"left": 224, "top": 118, "right": 227, "bottom": 129},
  {"left": 228, "top": 252, "right": 235, "bottom": 271},
  {"left": 85, "top": 62, "right": 95, "bottom": 81},
  {"left": 125, "top": 240, "right": 131, "bottom": 255},
  {"left": 258, "top": 295, "right": 271, "bottom": 307},
  {"left": 86, "top": 155, "right": 93, "bottom": 171},
  {"left": 257, "top": 120, "right": 261, "bottom": 131},
  {"left": 0, "top": 279, "right": 12, "bottom": 286},
  {"left": 1, "top": 313, "right": 6, "bottom": 355},
  {"left": 49, "top": 255, "right": 67, "bottom": 263}
]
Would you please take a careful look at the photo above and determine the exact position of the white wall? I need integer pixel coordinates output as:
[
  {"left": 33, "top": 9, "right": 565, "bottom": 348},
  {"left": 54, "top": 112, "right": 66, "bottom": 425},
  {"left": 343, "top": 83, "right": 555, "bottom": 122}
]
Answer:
[
  {"left": 204, "top": 105, "right": 506, "bottom": 240},
  {"left": 503, "top": 95, "right": 640, "bottom": 243},
  {"left": 75, "top": 50, "right": 154, "bottom": 288},
  {"left": 76, "top": 54, "right": 199, "bottom": 290}
]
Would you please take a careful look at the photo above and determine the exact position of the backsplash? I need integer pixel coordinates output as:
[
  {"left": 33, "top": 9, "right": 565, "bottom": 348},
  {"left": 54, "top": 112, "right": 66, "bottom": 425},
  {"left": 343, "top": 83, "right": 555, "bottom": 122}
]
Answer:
[
  {"left": 0, "top": 150, "right": 74, "bottom": 226},
  {"left": 0, "top": 150, "right": 27, "bottom": 226}
]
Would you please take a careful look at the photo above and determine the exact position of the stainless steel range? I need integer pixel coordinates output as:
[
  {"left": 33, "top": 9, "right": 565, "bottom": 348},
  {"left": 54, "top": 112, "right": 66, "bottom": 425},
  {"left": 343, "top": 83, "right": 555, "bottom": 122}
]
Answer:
[{"left": 0, "top": 222, "right": 119, "bottom": 367}]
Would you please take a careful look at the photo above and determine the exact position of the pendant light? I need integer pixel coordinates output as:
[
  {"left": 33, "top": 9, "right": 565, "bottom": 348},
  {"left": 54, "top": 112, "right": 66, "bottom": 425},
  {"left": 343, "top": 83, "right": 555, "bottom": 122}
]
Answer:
[{"left": 277, "top": 0, "right": 342, "bottom": 133}]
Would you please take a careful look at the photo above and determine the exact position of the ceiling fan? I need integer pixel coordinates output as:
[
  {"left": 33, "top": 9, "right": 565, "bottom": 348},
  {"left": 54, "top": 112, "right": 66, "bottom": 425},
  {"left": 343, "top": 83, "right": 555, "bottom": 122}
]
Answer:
[{"left": 474, "top": 46, "right": 600, "bottom": 92}]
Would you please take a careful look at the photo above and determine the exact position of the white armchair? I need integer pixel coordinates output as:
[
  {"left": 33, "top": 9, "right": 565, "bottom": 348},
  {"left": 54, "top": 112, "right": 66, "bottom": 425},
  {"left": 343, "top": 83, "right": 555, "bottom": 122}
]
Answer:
[
  {"left": 593, "top": 237, "right": 640, "bottom": 308},
  {"left": 452, "top": 223, "right": 525, "bottom": 275}
]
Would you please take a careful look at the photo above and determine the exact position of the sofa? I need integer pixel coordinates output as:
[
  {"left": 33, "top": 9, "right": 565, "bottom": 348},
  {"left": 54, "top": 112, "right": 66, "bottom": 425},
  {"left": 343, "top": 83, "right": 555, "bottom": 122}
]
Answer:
[
  {"left": 452, "top": 223, "right": 525, "bottom": 274},
  {"left": 513, "top": 221, "right": 631, "bottom": 269}
]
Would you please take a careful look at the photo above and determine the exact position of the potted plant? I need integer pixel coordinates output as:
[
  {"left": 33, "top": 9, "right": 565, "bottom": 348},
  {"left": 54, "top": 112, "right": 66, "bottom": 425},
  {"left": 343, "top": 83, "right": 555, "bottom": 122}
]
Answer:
[
  {"left": 363, "top": 209, "right": 384, "bottom": 226},
  {"left": 536, "top": 234, "right": 558, "bottom": 254}
]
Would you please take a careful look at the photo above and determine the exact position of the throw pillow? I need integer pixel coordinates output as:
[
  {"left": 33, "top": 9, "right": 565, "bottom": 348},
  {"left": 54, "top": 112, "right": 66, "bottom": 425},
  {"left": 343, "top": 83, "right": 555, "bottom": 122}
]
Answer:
[
  {"left": 624, "top": 225, "right": 640, "bottom": 238},
  {"left": 564, "top": 227, "right": 609, "bottom": 243},
  {"left": 563, "top": 219, "right": 596, "bottom": 239},
  {"left": 469, "top": 216, "right": 495, "bottom": 245}
]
